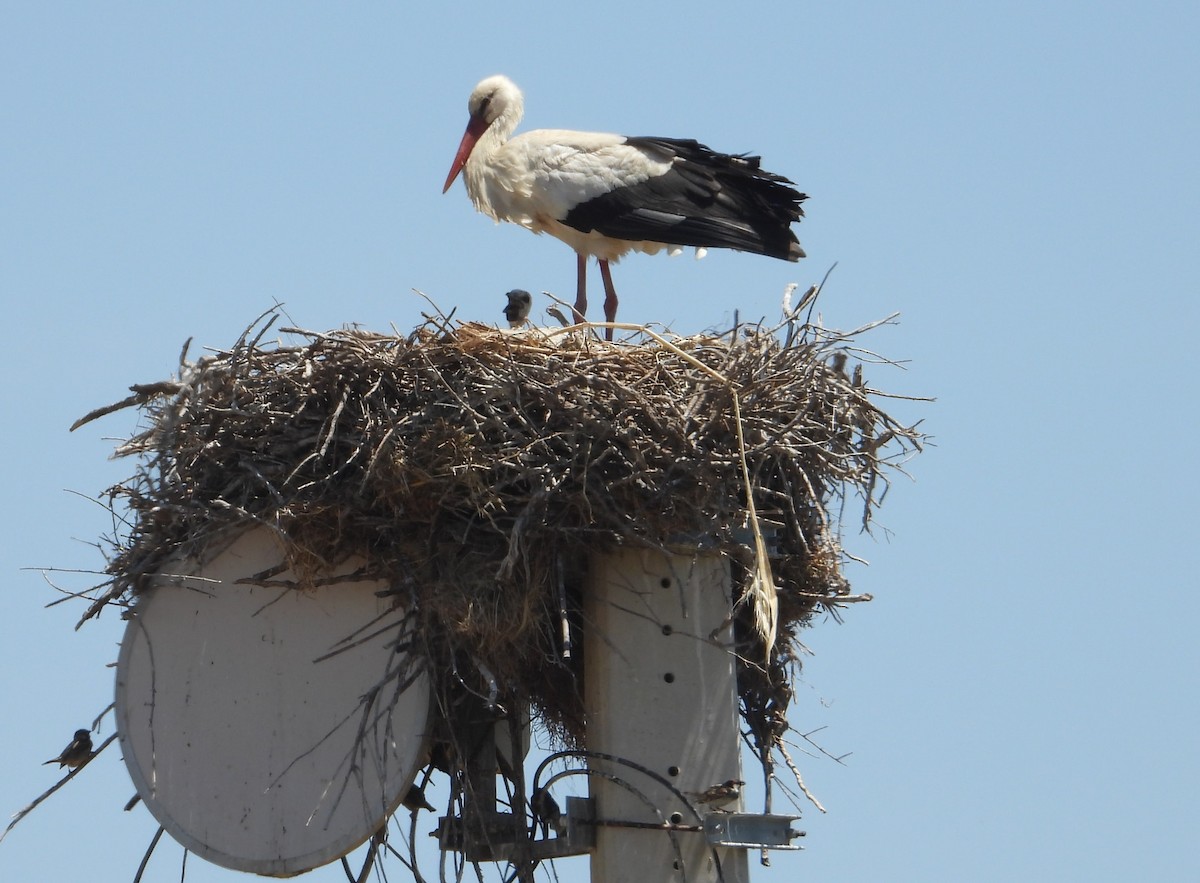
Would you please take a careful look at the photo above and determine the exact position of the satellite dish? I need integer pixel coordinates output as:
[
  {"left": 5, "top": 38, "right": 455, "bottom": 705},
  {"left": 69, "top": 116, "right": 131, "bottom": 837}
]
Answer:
[{"left": 115, "top": 527, "right": 431, "bottom": 877}]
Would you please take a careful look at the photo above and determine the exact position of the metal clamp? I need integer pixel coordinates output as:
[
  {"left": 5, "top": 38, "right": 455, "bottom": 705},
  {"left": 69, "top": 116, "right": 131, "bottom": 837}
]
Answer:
[{"left": 703, "top": 813, "right": 805, "bottom": 850}]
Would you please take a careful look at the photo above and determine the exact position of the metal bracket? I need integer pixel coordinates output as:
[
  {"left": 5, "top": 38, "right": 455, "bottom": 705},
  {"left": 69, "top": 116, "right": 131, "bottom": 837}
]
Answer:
[
  {"left": 730, "top": 518, "right": 784, "bottom": 559},
  {"left": 703, "top": 813, "right": 805, "bottom": 850},
  {"left": 526, "top": 795, "right": 596, "bottom": 861},
  {"left": 436, "top": 796, "right": 597, "bottom": 862},
  {"left": 435, "top": 811, "right": 522, "bottom": 862},
  {"left": 562, "top": 796, "right": 597, "bottom": 852}
]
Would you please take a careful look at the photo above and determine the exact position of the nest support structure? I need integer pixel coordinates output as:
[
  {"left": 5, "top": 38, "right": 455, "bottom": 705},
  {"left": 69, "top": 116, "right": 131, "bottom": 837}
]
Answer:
[{"left": 75, "top": 307, "right": 923, "bottom": 823}]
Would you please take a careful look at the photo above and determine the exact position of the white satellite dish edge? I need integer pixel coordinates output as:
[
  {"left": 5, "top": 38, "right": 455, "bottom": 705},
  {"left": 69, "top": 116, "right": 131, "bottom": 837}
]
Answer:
[{"left": 115, "top": 526, "right": 432, "bottom": 877}]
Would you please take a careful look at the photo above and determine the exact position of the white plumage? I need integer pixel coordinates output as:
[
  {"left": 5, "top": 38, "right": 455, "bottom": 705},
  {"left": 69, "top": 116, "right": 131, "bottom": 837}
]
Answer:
[{"left": 444, "top": 75, "right": 806, "bottom": 340}]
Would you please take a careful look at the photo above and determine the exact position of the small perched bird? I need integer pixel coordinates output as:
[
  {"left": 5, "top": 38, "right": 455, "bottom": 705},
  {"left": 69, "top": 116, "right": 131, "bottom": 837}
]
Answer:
[
  {"left": 685, "top": 779, "right": 744, "bottom": 810},
  {"left": 403, "top": 783, "right": 436, "bottom": 813},
  {"left": 503, "top": 289, "right": 533, "bottom": 328},
  {"left": 427, "top": 740, "right": 455, "bottom": 775},
  {"left": 444, "top": 75, "right": 806, "bottom": 341},
  {"left": 531, "top": 787, "right": 561, "bottom": 836},
  {"left": 44, "top": 728, "right": 92, "bottom": 769}
]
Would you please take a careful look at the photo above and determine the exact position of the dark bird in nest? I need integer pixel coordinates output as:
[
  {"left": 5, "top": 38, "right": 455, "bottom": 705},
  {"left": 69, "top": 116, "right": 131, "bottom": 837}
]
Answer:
[
  {"left": 503, "top": 289, "right": 533, "bottom": 328},
  {"left": 44, "top": 729, "right": 93, "bottom": 769},
  {"left": 531, "top": 787, "right": 561, "bottom": 836},
  {"left": 403, "top": 783, "right": 436, "bottom": 813},
  {"left": 684, "top": 779, "right": 744, "bottom": 809}
]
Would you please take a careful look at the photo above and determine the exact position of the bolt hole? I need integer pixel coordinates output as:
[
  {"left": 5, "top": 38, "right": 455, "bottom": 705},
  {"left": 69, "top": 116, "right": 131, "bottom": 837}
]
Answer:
[
  {"left": 663, "top": 672, "right": 675, "bottom": 684},
  {"left": 660, "top": 577, "right": 671, "bottom": 588},
  {"left": 668, "top": 765, "right": 680, "bottom": 777},
  {"left": 661, "top": 624, "right": 673, "bottom": 636},
  {"left": 669, "top": 812, "right": 683, "bottom": 825}
]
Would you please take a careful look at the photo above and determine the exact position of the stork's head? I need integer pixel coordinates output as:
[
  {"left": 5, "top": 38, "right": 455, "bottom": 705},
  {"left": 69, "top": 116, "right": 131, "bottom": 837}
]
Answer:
[{"left": 443, "top": 75, "right": 524, "bottom": 193}]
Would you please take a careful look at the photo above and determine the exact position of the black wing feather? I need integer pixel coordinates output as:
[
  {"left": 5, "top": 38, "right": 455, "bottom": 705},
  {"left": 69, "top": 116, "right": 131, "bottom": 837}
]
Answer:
[{"left": 562, "top": 136, "right": 806, "bottom": 261}]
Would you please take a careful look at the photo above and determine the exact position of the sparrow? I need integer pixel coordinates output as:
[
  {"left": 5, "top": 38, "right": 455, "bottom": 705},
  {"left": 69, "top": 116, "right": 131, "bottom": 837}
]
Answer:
[
  {"left": 684, "top": 779, "right": 744, "bottom": 810},
  {"left": 402, "top": 783, "right": 436, "bottom": 813},
  {"left": 44, "top": 728, "right": 93, "bottom": 769},
  {"left": 531, "top": 787, "right": 561, "bottom": 836},
  {"left": 503, "top": 289, "right": 533, "bottom": 328}
]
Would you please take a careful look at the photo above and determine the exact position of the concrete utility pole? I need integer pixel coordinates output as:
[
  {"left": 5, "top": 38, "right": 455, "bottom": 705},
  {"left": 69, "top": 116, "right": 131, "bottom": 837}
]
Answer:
[{"left": 585, "top": 549, "right": 750, "bottom": 883}]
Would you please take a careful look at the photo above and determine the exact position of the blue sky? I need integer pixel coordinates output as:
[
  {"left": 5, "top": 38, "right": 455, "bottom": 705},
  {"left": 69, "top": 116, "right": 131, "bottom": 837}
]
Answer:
[{"left": 2, "top": 2, "right": 1197, "bottom": 881}]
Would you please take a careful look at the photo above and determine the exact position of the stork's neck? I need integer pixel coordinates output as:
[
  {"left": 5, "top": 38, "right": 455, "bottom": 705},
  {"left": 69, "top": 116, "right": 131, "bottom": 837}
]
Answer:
[
  {"left": 478, "top": 94, "right": 522, "bottom": 160},
  {"left": 463, "top": 94, "right": 523, "bottom": 216}
]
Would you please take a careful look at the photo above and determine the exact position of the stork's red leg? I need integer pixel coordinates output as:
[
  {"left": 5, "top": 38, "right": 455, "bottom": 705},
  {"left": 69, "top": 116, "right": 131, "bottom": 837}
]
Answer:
[
  {"left": 598, "top": 259, "right": 618, "bottom": 342},
  {"left": 573, "top": 253, "right": 588, "bottom": 325}
]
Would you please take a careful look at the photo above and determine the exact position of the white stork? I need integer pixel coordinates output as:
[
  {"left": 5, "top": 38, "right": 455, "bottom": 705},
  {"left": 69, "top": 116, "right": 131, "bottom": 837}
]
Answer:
[{"left": 443, "top": 75, "right": 806, "bottom": 340}]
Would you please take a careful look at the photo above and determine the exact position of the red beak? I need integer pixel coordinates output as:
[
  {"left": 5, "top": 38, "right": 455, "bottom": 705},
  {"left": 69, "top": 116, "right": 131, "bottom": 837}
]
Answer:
[{"left": 443, "top": 114, "right": 490, "bottom": 193}]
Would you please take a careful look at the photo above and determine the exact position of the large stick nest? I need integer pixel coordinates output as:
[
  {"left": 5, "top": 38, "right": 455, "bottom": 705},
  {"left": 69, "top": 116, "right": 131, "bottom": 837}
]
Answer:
[{"left": 76, "top": 306, "right": 923, "bottom": 775}]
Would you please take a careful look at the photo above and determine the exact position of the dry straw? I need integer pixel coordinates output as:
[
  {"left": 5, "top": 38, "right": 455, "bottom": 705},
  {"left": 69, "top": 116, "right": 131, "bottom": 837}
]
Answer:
[{"left": 74, "top": 301, "right": 923, "bottom": 796}]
